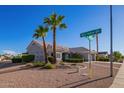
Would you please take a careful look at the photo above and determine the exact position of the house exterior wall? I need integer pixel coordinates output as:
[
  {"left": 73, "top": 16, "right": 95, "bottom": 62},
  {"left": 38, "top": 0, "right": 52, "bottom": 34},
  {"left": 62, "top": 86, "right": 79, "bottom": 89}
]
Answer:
[
  {"left": 27, "top": 41, "right": 64, "bottom": 62},
  {"left": 27, "top": 44, "right": 44, "bottom": 61},
  {"left": 99, "top": 54, "right": 108, "bottom": 57},
  {"left": 27, "top": 41, "right": 96, "bottom": 62},
  {"left": 80, "top": 53, "right": 89, "bottom": 61},
  {"left": 98, "top": 52, "right": 108, "bottom": 58},
  {"left": 69, "top": 47, "right": 96, "bottom": 61}
]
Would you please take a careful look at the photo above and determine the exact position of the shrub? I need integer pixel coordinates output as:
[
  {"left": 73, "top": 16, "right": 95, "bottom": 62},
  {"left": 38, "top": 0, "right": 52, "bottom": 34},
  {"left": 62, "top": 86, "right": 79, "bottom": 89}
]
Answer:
[
  {"left": 62, "top": 53, "right": 66, "bottom": 61},
  {"left": 32, "top": 62, "right": 45, "bottom": 67},
  {"left": 22, "top": 54, "right": 35, "bottom": 62},
  {"left": 11, "top": 57, "right": 22, "bottom": 63},
  {"left": 97, "top": 56, "right": 109, "bottom": 61},
  {"left": 44, "top": 62, "right": 55, "bottom": 69},
  {"left": 63, "top": 53, "right": 84, "bottom": 63},
  {"left": 65, "top": 58, "right": 84, "bottom": 63},
  {"left": 113, "top": 51, "right": 124, "bottom": 62},
  {"left": 48, "top": 56, "right": 54, "bottom": 64},
  {"left": 70, "top": 53, "right": 83, "bottom": 59},
  {"left": 59, "top": 61, "right": 65, "bottom": 65}
]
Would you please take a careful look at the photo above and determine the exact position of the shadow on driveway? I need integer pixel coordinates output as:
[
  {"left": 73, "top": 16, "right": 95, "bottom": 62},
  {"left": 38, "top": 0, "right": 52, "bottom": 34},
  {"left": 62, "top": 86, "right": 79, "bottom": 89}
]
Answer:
[
  {"left": 59, "top": 75, "right": 111, "bottom": 88},
  {"left": 0, "top": 61, "right": 24, "bottom": 69}
]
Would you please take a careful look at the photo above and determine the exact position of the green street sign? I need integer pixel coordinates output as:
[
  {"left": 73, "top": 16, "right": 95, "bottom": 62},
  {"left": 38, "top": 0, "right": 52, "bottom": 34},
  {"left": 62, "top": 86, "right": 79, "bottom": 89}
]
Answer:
[
  {"left": 86, "top": 35, "right": 95, "bottom": 41},
  {"left": 80, "top": 28, "right": 102, "bottom": 38}
]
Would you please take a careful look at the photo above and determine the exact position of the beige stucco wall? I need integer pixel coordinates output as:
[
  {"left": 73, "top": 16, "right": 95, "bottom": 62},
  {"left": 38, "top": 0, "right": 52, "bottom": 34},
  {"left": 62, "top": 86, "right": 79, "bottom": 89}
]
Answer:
[
  {"left": 27, "top": 42, "right": 63, "bottom": 62},
  {"left": 27, "top": 44, "right": 45, "bottom": 61}
]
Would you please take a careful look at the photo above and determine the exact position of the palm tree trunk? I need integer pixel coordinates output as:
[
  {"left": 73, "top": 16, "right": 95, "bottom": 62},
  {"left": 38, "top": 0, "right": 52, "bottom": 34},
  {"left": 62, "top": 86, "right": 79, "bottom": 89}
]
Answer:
[
  {"left": 42, "top": 37, "right": 48, "bottom": 63},
  {"left": 53, "top": 27, "right": 56, "bottom": 64}
]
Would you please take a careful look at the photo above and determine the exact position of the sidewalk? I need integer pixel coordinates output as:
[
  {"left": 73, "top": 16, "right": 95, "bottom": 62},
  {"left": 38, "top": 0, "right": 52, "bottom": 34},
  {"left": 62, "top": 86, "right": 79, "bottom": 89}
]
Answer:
[{"left": 110, "top": 62, "right": 124, "bottom": 88}]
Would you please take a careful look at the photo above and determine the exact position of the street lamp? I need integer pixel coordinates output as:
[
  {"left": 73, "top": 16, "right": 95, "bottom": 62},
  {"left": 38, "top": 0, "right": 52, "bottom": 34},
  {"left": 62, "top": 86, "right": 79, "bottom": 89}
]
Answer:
[{"left": 110, "top": 5, "right": 113, "bottom": 77}]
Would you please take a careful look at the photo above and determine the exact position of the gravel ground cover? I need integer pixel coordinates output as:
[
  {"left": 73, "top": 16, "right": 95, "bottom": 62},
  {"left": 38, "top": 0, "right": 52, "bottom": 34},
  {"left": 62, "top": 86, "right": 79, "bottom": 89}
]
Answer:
[{"left": 0, "top": 62, "right": 121, "bottom": 88}]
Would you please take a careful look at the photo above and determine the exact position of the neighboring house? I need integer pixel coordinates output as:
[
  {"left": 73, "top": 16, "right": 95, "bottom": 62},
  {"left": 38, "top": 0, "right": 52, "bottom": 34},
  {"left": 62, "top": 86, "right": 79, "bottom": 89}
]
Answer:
[
  {"left": 69, "top": 47, "right": 96, "bottom": 61},
  {"left": 0, "top": 54, "right": 13, "bottom": 62},
  {"left": 98, "top": 51, "right": 108, "bottom": 57},
  {"left": 27, "top": 40, "right": 96, "bottom": 62},
  {"left": 0, "top": 56, "right": 4, "bottom": 61}
]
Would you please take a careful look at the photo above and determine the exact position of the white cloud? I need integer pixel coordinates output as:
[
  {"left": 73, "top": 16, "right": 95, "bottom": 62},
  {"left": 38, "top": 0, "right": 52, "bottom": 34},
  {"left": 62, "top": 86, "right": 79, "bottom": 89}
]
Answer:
[{"left": 2, "top": 50, "right": 17, "bottom": 56}]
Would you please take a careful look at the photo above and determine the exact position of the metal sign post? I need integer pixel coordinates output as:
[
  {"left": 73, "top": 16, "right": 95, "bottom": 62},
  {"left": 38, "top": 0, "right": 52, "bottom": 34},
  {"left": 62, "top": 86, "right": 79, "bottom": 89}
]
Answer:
[
  {"left": 87, "top": 35, "right": 95, "bottom": 78},
  {"left": 89, "top": 39, "right": 92, "bottom": 78},
  {"left": 80, "top": 28, "right": 102, "bottom": 79},
  {"left": 110, "top": 5, "right": 113, "bottom": 77}
]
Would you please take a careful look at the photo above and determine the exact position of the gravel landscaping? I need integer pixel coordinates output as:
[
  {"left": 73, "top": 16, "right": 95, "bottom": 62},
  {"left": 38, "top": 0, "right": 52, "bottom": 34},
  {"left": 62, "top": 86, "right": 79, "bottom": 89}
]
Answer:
[{"left": 0, "top": 62, "right": 122, "bottom": 88}]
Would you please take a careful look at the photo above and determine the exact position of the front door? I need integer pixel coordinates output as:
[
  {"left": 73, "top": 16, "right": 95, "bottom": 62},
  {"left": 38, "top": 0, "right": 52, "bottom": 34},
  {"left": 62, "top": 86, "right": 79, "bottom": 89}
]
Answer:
[{"left": 56, "top": 52, "right": 62, "bottom": 61}]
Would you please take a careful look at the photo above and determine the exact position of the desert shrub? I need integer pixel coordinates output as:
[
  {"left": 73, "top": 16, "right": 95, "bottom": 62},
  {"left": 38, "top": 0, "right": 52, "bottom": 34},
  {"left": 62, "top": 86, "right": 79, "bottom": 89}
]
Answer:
[
  {"left": 32, "top": 62, "right": 45, "bottom": 67},
  {"left": 48, "top": 56, "right": 54, "bottom": 64},
  {"left": 59, "top": 61, "right": 65, "bottom": 65},
  {"left": 44, "top": 62, "right": 55, "bottom": 69},
  {"left": 11, "top": 57, "right": 22, "bottom": 63},
  {"left": 22, "top": 54, "right": 35, "bottom": 62}
]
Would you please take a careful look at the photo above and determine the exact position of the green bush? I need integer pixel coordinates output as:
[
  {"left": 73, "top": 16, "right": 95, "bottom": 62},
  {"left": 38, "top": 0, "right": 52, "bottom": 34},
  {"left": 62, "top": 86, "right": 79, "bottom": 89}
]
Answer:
[
  {"left": 62, "top": 53, "right": 66, "bottom": 62},
  {"left": 70, "top": 53, "right": 83, "bottom": 59},
  {"left": 65, "top": 58, "right": 84, "bottom": 63},
  {"left": 22, "top": 54, "right": 35, "bottom": 62},
  {"left": 44, "top": 62, "right": 55, "bottom": 69},
  {"left": 48, "top": 56, "right": 54, "bottom": 64},
  {"left": 59, "top": 61, "right": 65, "bottom": 65},
  {"left": 11, "top": 57, "right": 22, "bottom": 63},
  {"left": 32, "top": 62, "right": 45, "bottom": 67},
  {"left": 63, "top": 53, "right": 84, "bottom": 62},
  {"left": 97, "top": 56, "right": 109, "bottom": 61},
  {"left": 113, "top": 51, "right": 124, "bottom": 62}
]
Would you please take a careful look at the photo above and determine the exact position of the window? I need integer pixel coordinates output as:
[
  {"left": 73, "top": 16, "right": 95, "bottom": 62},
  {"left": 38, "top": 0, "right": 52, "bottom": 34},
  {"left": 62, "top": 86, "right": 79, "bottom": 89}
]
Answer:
[
  {"left": 51, "top": 53, "right": 53, "bottom": 56},
  {"left": 56, "top": 53, "right": 61, "bottom": 58}
]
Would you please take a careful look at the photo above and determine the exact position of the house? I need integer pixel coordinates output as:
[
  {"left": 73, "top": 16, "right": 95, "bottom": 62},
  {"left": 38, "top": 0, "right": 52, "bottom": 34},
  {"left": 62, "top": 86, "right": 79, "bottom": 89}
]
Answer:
[
  {"left": 26, "top": 40, "right": 96, "bottom": 62},
  {"left": 98, "top": 51, "right": 108, "bottom": 57},
  {"left": 0, "top": 56, "right": 4, "bottom": 61},
  {"left": 69, "top": 47, "right": 96, "bottom": 61},
  {"left": 27, "top": 40, "right": 69, "bottom": 61},
  {"left": 0, "top": 54, "right": 13, "bottom": 62}
]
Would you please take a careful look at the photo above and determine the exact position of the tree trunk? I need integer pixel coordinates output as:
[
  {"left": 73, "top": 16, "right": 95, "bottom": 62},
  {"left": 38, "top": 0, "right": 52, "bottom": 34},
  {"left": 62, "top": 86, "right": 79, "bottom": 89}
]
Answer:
[
  {"left": 42, "top": 37, "right": 48, "bottom": 64},
  {"left": 53, "top": 27, "right": 56, "bottom": 64}
]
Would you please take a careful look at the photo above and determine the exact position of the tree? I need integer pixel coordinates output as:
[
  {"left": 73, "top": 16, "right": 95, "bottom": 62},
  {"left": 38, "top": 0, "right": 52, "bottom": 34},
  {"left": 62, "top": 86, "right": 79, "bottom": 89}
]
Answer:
[
  {"left": 44, "top": 12, "right": 67, "bottom": 64},
  {"left": 113, "top": 51, "right": 124, "bottom": 62},
  {"left": 33, "top": 25, "right": 48, "bottom": 63}
]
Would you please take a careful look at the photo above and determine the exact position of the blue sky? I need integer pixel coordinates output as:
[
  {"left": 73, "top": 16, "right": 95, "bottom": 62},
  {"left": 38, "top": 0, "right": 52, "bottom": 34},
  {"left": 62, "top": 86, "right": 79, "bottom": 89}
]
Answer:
[{"left": 0, "top": 5, "right": 123, "bottom": 54}]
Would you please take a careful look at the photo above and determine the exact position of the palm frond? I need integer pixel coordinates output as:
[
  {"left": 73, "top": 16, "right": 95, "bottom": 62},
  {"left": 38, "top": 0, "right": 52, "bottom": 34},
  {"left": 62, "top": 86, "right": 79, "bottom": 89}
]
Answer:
[
  {"left": 55, "top": 15, "right": 65, "bottom": 26},
  {"left": 59, "top": 23, "right": 67, "bottom": 29},
  {"left": 50, "top": 13, "right": 57, "bottom": 21},
  {"left": 44, "top": 26, "right": 49, "bottom": 33},
  {"left": 33, "top": 33, "right": 39, "bottom": 39},
  {"left": 44, "top": 17, "right": 51, "bottom": 25},
  {"left": 39, "top": 25, "right": 44, "bottom": 31},
  {"left": 44, "top": 13, "right": 67, "bottom": 31},
  {"left": 58, "top": 15, "right": 65, "bottom": 22}
]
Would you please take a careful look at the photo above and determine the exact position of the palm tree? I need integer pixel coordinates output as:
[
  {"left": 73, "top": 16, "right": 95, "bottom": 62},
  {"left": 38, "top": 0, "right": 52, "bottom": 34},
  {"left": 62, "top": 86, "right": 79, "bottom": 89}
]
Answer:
[
  {"left": 33, "top": 25, "right": 48, "bottom": 63},
  {"left": 44, "top": 13, "right": 67, "bottom": 64}
]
